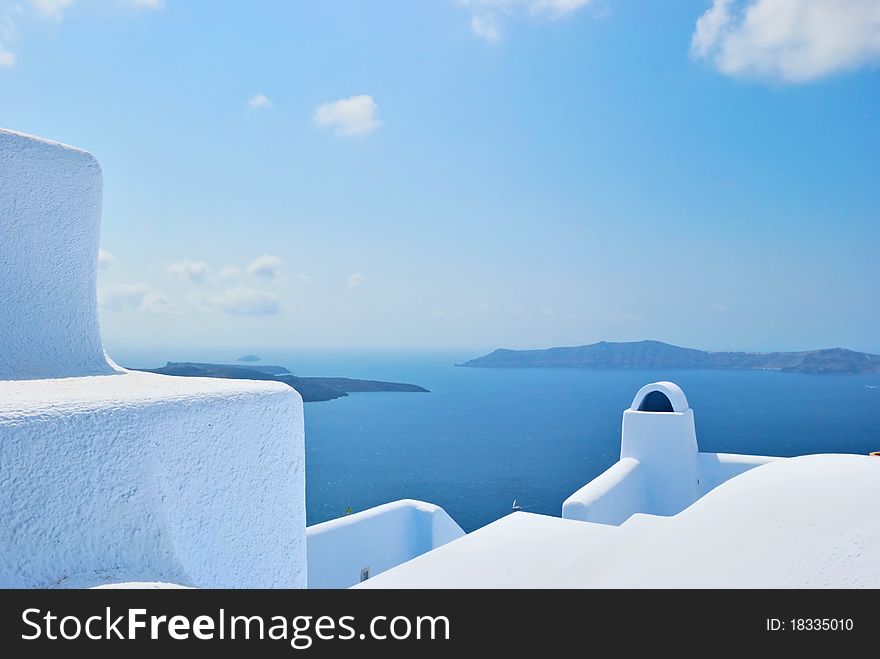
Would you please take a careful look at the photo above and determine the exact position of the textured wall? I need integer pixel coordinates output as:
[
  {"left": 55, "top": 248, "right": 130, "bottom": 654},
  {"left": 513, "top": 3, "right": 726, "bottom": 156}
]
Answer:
[
  {"left": 0, "top": 372, "right": 306, "bottom": 588},
  {"left": 307, "top": 499, "right": 464, "bottom": 588},
  {"left": 0, "top": 128, "right": 118, "bottom": 380}
]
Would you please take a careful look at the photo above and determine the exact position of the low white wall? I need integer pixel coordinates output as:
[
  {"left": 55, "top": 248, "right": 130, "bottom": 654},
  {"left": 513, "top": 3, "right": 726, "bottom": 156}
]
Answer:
[
  {"left": 0, "top": 372, "right": 307, "bottom": 588},
  {"left": 306, "top": 499, "right": 465, "bottom": 589},
  {"left": 0, "top": 128, "right": 119, "bottom": 380},
  {"left": 562, "top": 458, "right": 645, "bottom": 525},
  {"left": 697, "top": 452, "right": 779, "bottom": 494},
  {"left": 563, "top": 452, "right": 781, "bottom": 526}
]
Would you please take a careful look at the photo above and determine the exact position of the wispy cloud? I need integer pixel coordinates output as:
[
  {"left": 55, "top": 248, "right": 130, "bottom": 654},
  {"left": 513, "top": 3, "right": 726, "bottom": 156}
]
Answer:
[
  {"left": 30, "top": 0, "right": 73, "bottom": 21},
  {"left": 100, "top": 283, "right": 172, "bottom": 314},
  {"left": 0, "top": 42, "right": 14, "bottom": 68},
  {"left": 315, "top": 95, "right": 382, "bottom": 137},
  {"left": 98, "top": 249, "right": 117, "bottom": 270},
  {"left": 470, "top": 14, "right": 501, "bottom": 42},
  {"left": 347, "top": 273, "right": 365, "bottom": 288},
  {"left": 459, "top": 0, "right": 593, "bottom": 42},
  {"left": 169, "top": 260, "right": 210, "bottom": 282},
  {"left": 218, "top": 265, "right": 241, "bottom": 280},
  {"left": 691, "top": 0, "right": 880, "bottom": 83},
  {"left": 194, "top": 286, "right": 281, "bottom": 316},
  {"left": 1, "top": 0, "right": 164, "bottom": 68},
  {"left": 248, "top": 93, "right": 273, "bottom": 109},
  {"left": 141, "top": 291, "right": 173, "bottom": 313},
  {"left": 247, "top": 254, "right": 283, "bottom": 280}
]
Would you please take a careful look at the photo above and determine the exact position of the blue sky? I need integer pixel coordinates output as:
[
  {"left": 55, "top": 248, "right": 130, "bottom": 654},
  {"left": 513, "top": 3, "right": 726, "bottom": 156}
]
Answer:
[{"left": 1, "top": 0, "right": 878, "bottom": 354}]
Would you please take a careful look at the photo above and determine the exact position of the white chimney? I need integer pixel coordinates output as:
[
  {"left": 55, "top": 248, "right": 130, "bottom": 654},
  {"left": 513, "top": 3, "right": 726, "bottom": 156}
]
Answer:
[{"left": 620, "top": 381, "right": 700, "bottom": 516}]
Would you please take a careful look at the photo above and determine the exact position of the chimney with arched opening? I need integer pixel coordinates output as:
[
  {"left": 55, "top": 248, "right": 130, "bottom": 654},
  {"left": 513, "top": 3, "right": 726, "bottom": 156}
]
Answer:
[{"left": 620, "top": 382, "right": 700, "bottom": 515}]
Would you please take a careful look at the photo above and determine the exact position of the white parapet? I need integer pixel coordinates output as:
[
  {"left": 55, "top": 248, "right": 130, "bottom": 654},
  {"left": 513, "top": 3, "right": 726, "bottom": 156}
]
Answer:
[
  {"left": 0, "top": 129, "right": 119, "bottom": 380},
  {"left": 561, "top": 457, "right": 645, "bottom": 525},
  {"left": 0, "top": 128, "right": 307, "bottom": 588},
  {"left": 563, "top": 381, "right": 779, "bottom": 525},
  {"left": 306, "top": 499, "right": 465, "bottom": 588}
]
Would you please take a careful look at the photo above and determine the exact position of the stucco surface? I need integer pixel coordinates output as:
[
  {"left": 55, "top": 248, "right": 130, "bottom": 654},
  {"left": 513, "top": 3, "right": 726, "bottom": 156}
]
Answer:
[
  {"left": 0, "top": 128, "right": 119, "bottom": 380},
  {"left": 361, "top": 455, "right": 880, "bottom": 588},
  {"left": 0, "top": 371, "right": 306, "bottom": 588}
]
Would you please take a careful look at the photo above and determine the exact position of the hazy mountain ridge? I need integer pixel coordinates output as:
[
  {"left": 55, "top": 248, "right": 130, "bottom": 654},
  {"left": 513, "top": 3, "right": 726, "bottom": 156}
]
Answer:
[
  {"left": 134, "top": 362, "right": 430, "bottom": 402},
  {"left": 458, "top": 340, "right": 880, "bottom": 375}
]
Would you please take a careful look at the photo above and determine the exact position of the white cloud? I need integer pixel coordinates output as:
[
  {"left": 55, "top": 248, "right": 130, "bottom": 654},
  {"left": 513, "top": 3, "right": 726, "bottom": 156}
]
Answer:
[
  {"left": 248, "top": 93, "right": 273, "bottom": 109},
  {"left": 315, "top": 95, "right": 382, "bottom": 137},
  {"left": 30, "top": 0, "right": 73, "bottom": 21},
  {"left": 218, "top": 265, "right": 242, "bottom": 280},
  {"left": 459, "top": 0, "right": 592, "bottom": 41},
  {"left": 100, "top": 284, "right": 149, "bottom": 311},
  {"left": 691, "top": 0, "right": 733, "bottom": 60},
  {"left": 347, "top": 273, "right": 365, "bottom": 288},
  {"left": 0, "top": 41, "right": 14, "bottom": 68},
  {"left": 691, "top": 0, "right": 880, "bottom": 83},
  {"left": 4, "top": 1, "right": 163, "bottom": 68},
  {"left": 141, "top": 291, "right": 173, "bottom": 313},
  {"left": 530, "top": 0, "right": 592, "bottom": 16},
  {"left": 169, "top": 260, "right": 209, "bottom": 282},
  {"left": 471, "top": 14, "right": 501, "bottom": 42},
  {"left": 247, "top": 254, "right": 283, "bottom": 279},
  {"left": 100, "top": 283, "right": 171, "bottom": 313},
  {"left": 98, "top": 249, "right": 117, "bottom": 270},
  {"left": 195, "top": 286, "right": 281, "bottom": 316}
]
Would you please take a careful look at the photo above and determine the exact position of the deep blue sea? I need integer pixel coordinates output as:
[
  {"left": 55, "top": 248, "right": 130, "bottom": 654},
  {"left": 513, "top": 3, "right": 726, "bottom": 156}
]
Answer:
[{"left": 117, "top": 349, "right": 880, "bottom": 532}]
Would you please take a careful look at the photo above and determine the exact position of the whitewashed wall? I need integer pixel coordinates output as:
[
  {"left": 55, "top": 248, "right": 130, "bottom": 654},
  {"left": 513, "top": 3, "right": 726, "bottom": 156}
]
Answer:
[
  {"left": 307, "top": 500, "right": 465, "bottom": 588},
  {"left": 0, "top": 129, "right": 119, "bottom": 380}
]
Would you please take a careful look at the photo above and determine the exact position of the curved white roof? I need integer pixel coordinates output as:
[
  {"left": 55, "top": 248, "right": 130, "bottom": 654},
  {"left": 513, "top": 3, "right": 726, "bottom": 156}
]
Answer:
[
  {"left": 630, "top": 381, "right": 689, "bottom": 412},
  {"left": 359, "top": 454, "right": 880, "bottom": 588}
]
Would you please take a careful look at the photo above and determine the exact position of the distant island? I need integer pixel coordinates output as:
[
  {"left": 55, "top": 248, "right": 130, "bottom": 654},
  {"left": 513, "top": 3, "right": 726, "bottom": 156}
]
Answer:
[
  {"left": 134, "top": 362, "right": 429, "bottom": 402},
  {"left": 458, "top": 340, "right": 880, "bottom": 375},
  {"left": 237, "top": 354, "right": 261, "bottom": 362}
]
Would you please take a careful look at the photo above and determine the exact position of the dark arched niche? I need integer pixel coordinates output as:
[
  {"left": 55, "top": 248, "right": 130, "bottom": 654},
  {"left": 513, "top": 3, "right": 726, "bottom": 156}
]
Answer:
[{"left": 637, "top": 390, "right": 674, "bottom": 412}]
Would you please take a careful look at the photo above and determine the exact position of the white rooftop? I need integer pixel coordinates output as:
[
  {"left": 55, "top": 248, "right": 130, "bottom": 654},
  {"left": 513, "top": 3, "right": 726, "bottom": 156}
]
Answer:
[{"left": 359, "top": 454, "right": 880, "bottom": 588}]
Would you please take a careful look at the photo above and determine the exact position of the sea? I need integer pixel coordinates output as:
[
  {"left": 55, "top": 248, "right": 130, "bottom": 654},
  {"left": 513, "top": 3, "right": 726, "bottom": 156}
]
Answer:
[{"left": 117, "top": 349, "right": 880, "bottom": 533}]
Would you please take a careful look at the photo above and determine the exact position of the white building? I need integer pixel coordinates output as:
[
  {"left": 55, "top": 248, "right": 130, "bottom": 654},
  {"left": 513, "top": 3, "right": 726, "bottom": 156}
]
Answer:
[{"left": 2, "top": 128, "right": 879, "bottom": 589}]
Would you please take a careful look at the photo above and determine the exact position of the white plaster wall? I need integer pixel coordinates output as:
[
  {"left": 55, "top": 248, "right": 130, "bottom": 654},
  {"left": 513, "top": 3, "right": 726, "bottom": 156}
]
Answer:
[
  {"left": 306, "top": 499, "right": 464, "bottom": 589},
  {"left": 697, "top": 452, "right": 779, "bottom": 494},
  {"left": 620, "top": 409, "right": 700, "bottom": 515},
  {"left": 564, "top": 450, "right": 776, "bottom": 525},
  {"left": 562, "top": 457, "right": 645, "bottom": 525},
  {"left": 0, "top": 128, "right": 118, "bottom": 380},
  {"left": 0, "top": 371, "right": 306, "bottom": 588}
]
